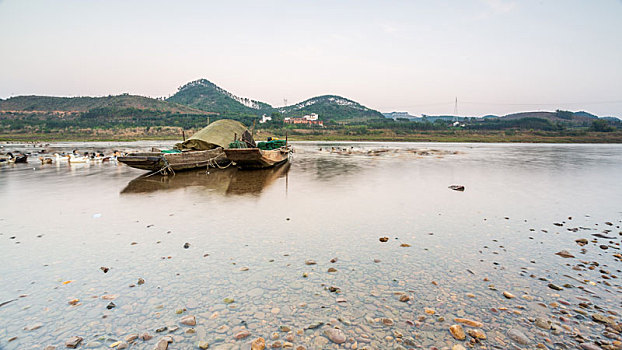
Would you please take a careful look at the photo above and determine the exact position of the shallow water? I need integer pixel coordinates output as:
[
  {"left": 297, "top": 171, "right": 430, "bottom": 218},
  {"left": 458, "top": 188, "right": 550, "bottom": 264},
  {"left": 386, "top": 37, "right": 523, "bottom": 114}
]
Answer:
[{"left": 0, "top": 142, "right": 620, "bottom": 350}]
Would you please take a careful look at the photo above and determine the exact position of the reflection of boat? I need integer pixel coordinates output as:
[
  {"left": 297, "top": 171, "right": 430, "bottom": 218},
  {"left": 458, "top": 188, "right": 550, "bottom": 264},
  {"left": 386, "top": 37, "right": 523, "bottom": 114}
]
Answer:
[
  {"left": 118, "top": 120, "right": 254, "bottom": 175},
  {"left": 121, "top": 162, "right": 290, "bottom": 196},
  {"left": 225, "top": 138, "right": 292, "bottom": 169}
]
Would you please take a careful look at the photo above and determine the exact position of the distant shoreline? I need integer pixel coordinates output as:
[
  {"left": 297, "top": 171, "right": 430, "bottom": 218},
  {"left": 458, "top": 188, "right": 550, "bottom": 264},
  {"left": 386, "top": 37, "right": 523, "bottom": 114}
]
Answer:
[{"left": 2, "top": 130, "right": 622, "bottom": 144}]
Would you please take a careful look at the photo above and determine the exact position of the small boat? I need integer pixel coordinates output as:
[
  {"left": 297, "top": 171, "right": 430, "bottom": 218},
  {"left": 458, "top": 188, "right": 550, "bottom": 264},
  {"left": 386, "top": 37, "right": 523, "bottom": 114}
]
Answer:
[
  {"left": 118, "top": 119, "right": 253, "bottom": 175},
  {"left": 224, "top": 137, "right": 292, "bottom": 169}
]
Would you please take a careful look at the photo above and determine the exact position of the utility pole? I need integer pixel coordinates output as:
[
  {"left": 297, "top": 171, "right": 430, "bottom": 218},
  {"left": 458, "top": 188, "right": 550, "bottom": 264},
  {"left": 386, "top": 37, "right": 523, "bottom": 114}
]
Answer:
[{"left": 454, "top": 97, "right": 458, "bottom": 117}]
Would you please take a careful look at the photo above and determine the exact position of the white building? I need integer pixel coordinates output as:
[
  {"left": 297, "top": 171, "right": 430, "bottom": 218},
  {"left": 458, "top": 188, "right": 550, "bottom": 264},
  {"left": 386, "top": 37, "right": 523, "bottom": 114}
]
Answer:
[
  {"left": 303, "top": 113, "right": 319, "bottom": 121},
  {"left": 259, "top": 114, "right": 272, "bottom": 123}
]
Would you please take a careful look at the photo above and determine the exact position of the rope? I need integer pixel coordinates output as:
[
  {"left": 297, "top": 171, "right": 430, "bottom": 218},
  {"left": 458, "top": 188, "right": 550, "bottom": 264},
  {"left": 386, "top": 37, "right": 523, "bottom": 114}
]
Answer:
[{"left": 144, "top": 156, "right": 174, "bottom": 177}]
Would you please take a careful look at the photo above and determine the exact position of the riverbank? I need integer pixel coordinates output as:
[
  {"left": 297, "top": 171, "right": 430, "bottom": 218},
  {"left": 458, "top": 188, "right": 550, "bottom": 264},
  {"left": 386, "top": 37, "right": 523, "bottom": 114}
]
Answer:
[{"left": 2, "top": 129, "right": 622, "bottom": 143}]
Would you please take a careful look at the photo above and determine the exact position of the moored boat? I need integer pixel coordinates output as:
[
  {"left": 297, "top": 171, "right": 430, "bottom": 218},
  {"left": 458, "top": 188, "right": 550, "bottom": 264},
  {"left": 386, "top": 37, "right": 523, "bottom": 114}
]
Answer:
[
  {"left": 118, "top": 119, "right": 254, "bottom": 175},
  {"left": 224, "top": 138, "right": 292, "bottom": 169}
]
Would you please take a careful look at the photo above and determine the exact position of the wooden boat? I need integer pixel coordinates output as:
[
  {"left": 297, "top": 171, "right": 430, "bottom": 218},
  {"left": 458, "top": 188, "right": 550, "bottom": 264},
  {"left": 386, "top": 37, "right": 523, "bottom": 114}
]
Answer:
[
  {"left": 118, "top": 148, "right": 228, "bottom": 175},
  {"left": 118, "top": 119, "right": 253, "bottom": 175},
  {"left": 225, "top": 138, "right": 292, "bottom": 169}
]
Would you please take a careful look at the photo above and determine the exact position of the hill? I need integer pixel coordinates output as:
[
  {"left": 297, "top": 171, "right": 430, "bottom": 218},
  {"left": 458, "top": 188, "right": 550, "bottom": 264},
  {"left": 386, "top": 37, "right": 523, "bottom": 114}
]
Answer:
[
  {"left": 279, "top": 95, "right": 384, "bottom": 121},
  {"left": 167, "top": 79, "right": 273, "bottom": 116},
  {"left": 0, "top": 94, "right": 203, "bottom": 114},
  {"left": 500, "top": 110, "right": 599, "bottom": 123}
]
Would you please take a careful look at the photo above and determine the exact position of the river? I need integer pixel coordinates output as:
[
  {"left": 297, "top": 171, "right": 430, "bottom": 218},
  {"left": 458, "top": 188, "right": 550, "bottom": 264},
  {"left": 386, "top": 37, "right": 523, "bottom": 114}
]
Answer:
[{"left": 0, "top": 142, "right": 620, "bottom": 350}]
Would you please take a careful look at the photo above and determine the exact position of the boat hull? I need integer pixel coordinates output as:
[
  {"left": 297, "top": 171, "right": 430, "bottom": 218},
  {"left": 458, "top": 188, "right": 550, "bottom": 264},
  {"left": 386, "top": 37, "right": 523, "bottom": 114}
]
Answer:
[
  {"left": 118, "top": 148, "right": 228, "bottom": 173},
  {"left": 224, "top": 147, "right": 291, "bottom": 169}
]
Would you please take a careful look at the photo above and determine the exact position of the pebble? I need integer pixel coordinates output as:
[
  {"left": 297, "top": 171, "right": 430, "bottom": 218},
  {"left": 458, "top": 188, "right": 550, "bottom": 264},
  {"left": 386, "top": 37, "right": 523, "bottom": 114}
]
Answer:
[
  {"left": 198, "top": 341, "right": 210, "bottom": 349},
  {"left": 452, "top": 345, "right": 467, "bottom": 350},
  {"left": 555, "top": 250, "right": 575, "bottom": 258},
  {"left": 466, "top": 329, "right": 486, "bottom": 340},
  {"left": 65, "top": 336, "right": 83, "bottom": 348},
  {"left": 180, "top": 315, "right": 196, "bottom": 326},
  {"left": 454, "top": 318, "right": 482, "bottom": 327},
  {"left": 534, "top": 317, "right": 551, "bottom": 330},
  {"left": 449, "top": 325, "right": 466, "bottom": 340},
  {"left": 507, "top": 328, "right": 530, "bottom": 345},
  {"left": 379, "top": 237, "right": 389, "bottom": 242},
  {"left": 304, "top": 260, "right": 316, "bottom": 265},
  {"left": 251, "top": 337, "right": 266, "bottom": 350},
  {"left": 327, "top": 267, "right": 337, "bottom": 272},
  {"left": 503, "top": 291, "right": 515, "bottom": 299},
  {"left": 324, "top": 328, "right": 346, "bottom": 344},
  {"left": 235, "top": 330, "right": 251, "bottom": 339}
]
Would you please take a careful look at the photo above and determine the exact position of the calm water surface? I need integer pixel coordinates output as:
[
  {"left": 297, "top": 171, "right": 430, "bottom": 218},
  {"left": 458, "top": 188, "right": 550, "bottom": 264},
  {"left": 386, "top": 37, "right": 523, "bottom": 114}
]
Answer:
[{"left": 0, "top": 142, "right": 620, "bottom": 350}]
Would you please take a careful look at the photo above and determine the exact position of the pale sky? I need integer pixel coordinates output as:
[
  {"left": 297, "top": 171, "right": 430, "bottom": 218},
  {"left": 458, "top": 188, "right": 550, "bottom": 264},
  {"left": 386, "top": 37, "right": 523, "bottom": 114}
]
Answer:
[{"left": 1, "top": 0, "right": 621, "bottom": 117}]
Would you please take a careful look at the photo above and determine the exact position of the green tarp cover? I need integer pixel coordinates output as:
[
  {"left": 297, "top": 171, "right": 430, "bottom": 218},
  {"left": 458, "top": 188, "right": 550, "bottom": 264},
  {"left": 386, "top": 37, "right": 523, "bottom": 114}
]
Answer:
[{"left": 175, "top": 119, "right": 251, "bottom": 151}]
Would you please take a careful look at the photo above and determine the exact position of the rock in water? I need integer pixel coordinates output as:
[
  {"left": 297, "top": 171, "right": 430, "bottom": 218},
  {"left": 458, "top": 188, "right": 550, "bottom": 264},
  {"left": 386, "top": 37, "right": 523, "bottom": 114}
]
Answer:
[
  {"left": 555, "top": 250, "right": 575, "bottom": 258},
  {"left": 448, "top": 185, "right": 465, "bottom": 191},
  {"left": 198, "top": 341, "right": 209, "bottom": 349},
  {"left": 183, "top": 242, "right": 190, "bottom": 249},
  {"left": 503, "top": 291, "right": 515, "bottom": 299},
  {"left": 251, "top": 337, "right": 266, "bottom": 350},
  {"left": 466, "top": 329, "right": 486, "bottom": 340},
  {"left": 324, "top": 328, "right": 346, "bottom": 344},
  {"left": 449, "top": 325, "right": 466, "bottom": 340},
  {"left": 304, "top": 260, "right": 316, "bottom": 265},
  {"left": 575, "top": 238, "right": 588, "bottom": 246},
  {"left": 454, "top": 318, "right": 483, "bottom": 328},
  {"left": 507, "top": 329, "right": 530, "bottom": 345},
  {"left": 379, "top": 237, "right": 389, "bottom": 242},
  {"left": 592, "top": 313, "right": 614, "bottom": 324},
  {"left": 235, "top": 330, "right": 251, "bottom": 339},
  {"left": 534, "top": 317, "right": 551, "bottom": 330},
  {"left": 180, "top": 315, "right": 196, "bottom": 326},
  {"left": 154, "top": 337, "right": 171, "bottom": 350},
  {"left": 107, "top": 302, "right": 116, "bottom": 309},
  {"left": 65, "top": 336, "right": 83, "bottom": 348}
]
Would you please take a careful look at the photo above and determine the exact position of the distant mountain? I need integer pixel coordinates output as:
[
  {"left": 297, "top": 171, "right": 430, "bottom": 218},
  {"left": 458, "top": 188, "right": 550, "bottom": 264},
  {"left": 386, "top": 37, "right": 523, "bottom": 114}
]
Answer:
[
  {"left": 279, "top": 95, "right": 384, "bottom": 121},
  {"left": 383, "top": 111, "right": 419, "bottom": 120},
  {"left": 167, "top": 79, "right": 273, "bottom": 116},
  {"left": 500, "top": 110, "right": 600, "bottom": 123},
  {"left": 0, "top": 94, "right": 203, "bottom": 114}
]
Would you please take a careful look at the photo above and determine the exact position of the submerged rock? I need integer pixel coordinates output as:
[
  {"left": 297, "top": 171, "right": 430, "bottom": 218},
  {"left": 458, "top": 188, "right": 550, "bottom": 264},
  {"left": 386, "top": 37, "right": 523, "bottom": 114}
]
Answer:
[
  {"left": 65, "top": 336, "right": 83, "bottom": 348},
  {"left": 180, "top": 315, "right": 196, "bottom": 326},
  {"left": 449, "top": 325, "right": 466, "bottom": 340},
  {"left": 555, "top": 250, "right": 575, "bottom": 258},
  {"left": 507, "top": 329, "right": 530, "bottom": 345},
  {"left": 324, "top": 328, "right": 346, "bottom": 344},
  {"left": 251, "top": 337, "right": 265, "bottom": 350}
]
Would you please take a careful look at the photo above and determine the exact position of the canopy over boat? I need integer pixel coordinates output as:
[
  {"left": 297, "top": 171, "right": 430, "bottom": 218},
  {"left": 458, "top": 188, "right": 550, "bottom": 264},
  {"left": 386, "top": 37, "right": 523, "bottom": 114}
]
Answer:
[{"left": 175, "top": 119, "right": 254, "bottom": 151}]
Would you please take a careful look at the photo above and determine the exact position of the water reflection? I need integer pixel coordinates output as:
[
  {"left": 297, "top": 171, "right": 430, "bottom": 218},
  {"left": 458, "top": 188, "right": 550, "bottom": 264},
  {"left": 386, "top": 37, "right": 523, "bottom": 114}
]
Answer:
[{"left": 121, "top": 163, "right": 290, "bottom": 196}]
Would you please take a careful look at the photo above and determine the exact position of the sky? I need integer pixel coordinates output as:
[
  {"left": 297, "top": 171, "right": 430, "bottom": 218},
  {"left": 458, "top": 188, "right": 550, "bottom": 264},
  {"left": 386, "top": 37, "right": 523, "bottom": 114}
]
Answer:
[{"left": 0, "top": 0, "right": 621, "bottom": 117}]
